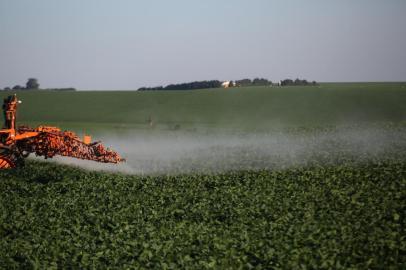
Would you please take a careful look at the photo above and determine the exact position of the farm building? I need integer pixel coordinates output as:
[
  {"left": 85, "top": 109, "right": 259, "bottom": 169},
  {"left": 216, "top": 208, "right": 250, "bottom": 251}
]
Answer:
[{"left": 221, "top": 81, "right": 236, "bottom": 88}]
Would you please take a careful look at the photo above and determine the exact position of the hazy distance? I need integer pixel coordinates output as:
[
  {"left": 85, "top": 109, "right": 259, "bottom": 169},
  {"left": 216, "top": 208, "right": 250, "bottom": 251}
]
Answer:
[{"left": 1, "top": 0, "right": 405, "bottom": 90}]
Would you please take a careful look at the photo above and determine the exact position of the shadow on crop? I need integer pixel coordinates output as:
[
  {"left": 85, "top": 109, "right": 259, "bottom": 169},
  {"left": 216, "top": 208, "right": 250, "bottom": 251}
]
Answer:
[{"left": 0, "top": 160, "right": 86, "bottom": 184}]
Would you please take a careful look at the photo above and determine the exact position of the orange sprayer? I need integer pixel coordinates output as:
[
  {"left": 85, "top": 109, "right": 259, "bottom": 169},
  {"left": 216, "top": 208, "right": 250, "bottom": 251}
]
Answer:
[{"left": 0, "top": 94, "right": 125, "bottom": 169}]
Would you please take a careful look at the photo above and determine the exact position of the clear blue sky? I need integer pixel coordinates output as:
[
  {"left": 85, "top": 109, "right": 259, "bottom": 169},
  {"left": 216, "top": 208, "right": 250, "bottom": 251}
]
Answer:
[{"left": 1, "top": 0, "right": 405, "bottom": 90}]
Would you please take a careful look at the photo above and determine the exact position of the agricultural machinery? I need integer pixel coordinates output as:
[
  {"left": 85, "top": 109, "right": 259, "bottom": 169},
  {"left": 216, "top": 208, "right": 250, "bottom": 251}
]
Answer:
[{"left": 0, "top": 94, "right": 124, "bottom": 169}]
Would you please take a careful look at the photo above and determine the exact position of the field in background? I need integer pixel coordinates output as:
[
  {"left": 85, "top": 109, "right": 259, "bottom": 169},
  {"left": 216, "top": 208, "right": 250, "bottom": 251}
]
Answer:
[{"left": 1, "top": 82, "right": 406, "bottom": 134}]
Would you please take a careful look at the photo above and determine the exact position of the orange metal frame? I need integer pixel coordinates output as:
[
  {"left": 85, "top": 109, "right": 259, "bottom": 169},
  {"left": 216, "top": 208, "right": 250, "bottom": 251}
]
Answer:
[{"left": 0, "top": 94, "right": 124, "bottom": 169}]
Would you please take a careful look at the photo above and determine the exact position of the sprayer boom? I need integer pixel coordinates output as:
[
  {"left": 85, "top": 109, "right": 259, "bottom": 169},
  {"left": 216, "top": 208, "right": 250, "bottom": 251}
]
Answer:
[{"left": 0, "top": 94, "right": 124, "bottom": 169}]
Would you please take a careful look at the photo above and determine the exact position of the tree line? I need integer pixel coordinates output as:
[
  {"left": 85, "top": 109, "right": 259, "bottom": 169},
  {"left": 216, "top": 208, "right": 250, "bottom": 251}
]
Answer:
[
  {"left": 1, "top": 78, "right": 76, "bottom": 91},
  {"left": 280, "top": 78, "right": 318, "bottom": 86},
  {"left": 2, "top": 77, "right": 318, "bottom": 92},
  {"left": 138, "top": 80, "right": 222, "bottom": 91},
  {"left": 138, "top": 78, "right": 273, "bottom": 91},
  {"left": 138, "top": 77, "right": 317, "bottom": 91},
  {"left": 234, "top": 78, "right": 272, "bottom": 87}
]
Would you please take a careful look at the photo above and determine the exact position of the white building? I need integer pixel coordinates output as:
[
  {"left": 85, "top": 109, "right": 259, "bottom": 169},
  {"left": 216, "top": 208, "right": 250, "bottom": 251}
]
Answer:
[{"left": 221, "top": 81, "right": 235, "bottom": 88}]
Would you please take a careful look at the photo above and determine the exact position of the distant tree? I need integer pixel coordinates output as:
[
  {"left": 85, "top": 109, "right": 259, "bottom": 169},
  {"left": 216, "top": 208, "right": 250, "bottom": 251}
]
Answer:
[
  {"left": 235, "top": 79, "right": 252, "bottom": 87},
  {"left": 281, "top": 78, "right": 316, "bottom": 86},
  {"left": 164, "top": 80, "right": 221, "bottom": 90},
  {"left": 252, "top": 78, "right": 271, "bottom": 86},
  {"left": 297, "top": 78, "right": 308, "bottom": 85},
  {"left": 280, "top": 79, "right": 293, "bottom": 86},
  {"left": 26, "top": 78, "right": 39, "bottom": 89},
  {"left": 3, "top": 87, "right": 11, "bottom": 91},
  {"left": 12, "top": 85, "right": 24, "bottom": 90}
]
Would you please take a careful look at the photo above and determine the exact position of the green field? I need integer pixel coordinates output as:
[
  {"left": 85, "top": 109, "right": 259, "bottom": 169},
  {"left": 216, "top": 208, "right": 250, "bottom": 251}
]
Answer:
[
  {"left": 1, "top": 83, "right": 406, "bottom": 268},
  {"left": 1, "top": 158, "right": 405, "bottom": 269},
  {"left": 1, "top": 82, "right": 406, "bottom": 133}
]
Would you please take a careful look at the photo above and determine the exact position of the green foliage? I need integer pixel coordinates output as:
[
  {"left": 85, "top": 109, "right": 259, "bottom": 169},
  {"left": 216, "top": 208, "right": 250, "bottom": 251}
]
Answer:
[
  {"left": 0, "top": 158, "right": 405, "bottom": 269},
  {"left": 26, "top": 78, "right": 40, "bottom": 90},
  {"left": 235, "top": 78, "right": 272, "bottom": 87},
  {"left": 139, "top": 80, "right": 222, "bottom": 91},
  {"left": 12, "top": 85, "right": 24, "bottom": 90},
  {"left": 280, "top": 78, "right": 316, "bottom": 86}
]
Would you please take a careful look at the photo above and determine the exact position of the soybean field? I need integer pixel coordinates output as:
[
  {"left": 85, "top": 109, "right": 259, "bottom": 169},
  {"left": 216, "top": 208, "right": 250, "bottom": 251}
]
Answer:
[{"left": 1, "top": 83, "right": 405, "bottom": 269}]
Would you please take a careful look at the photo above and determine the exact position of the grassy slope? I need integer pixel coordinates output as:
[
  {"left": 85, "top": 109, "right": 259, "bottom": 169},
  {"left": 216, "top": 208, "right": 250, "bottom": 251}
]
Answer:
[
  {"left": 1, "top": 82, "right": 406, "bottom": 133},
  {"left": 0, "top": 160, "right": 405, "bottom": 269}
]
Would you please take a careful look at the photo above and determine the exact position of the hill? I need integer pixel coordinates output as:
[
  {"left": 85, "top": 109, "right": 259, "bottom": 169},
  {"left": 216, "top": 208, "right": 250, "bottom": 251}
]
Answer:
[{"left": 0, "top": 82, "right": 405, "bottom": 133}]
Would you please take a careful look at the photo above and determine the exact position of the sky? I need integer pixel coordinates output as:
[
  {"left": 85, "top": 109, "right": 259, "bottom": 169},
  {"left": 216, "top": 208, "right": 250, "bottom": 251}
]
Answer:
[{"left": 1, "top": 0, "right": 406, "bottom": 90}]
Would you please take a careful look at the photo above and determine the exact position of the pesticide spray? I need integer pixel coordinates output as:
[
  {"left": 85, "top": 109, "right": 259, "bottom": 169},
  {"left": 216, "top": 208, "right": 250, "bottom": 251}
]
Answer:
[{"left": 48, "top": 125, "right": 406, "bottom": 175}]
